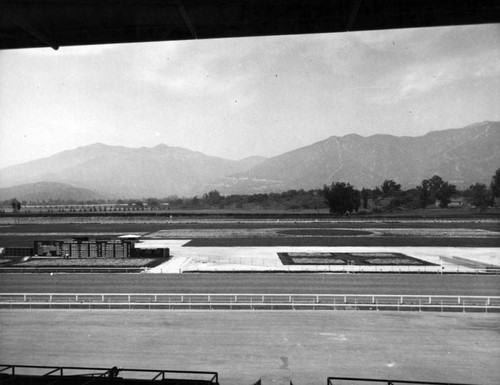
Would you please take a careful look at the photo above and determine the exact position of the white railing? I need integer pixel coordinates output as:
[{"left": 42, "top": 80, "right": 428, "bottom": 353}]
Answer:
[
  {"left": 0, "top": 267, "right": 145, "bottom": 273},
  {"left": 1, "top": 293, "right": 499, "bottom": 312}
]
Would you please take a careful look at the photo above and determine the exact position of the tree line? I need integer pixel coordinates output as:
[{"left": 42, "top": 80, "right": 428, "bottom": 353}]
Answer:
[
  {"left": 3, "top": 168, "right": 500, "bottom": 214},
  {"left": 323, "top": 168, "right": 500, "bottom": 214}
]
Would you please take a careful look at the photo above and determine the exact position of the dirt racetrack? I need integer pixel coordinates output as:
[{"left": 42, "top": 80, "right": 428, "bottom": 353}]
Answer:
[
  {"left": 1, "top": 273, "right": 500, "bottom": 296},
  {"left": 1, "top": 310, "right": 499, "bottom": 385},
  {"left": 1, "top": 220, "right": 499, "bottom": 248}
]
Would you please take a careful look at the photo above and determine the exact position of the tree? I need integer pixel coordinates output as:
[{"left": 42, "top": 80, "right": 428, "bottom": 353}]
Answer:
[
  {"left": 10, "top": 198, "right": 21, "bottom": 213},
  {"left": 434, "top": 181, "right": 456, "bottom": 208},
  {"left": 323, "top": 182, "right": 360, "bottom": 215},
  {"left": 146, "top": 198, "right": 161, "bottom": 210},
  {"left": 372, "top": 187, "right": 383, "bottom": 200},
  {"left": 202, "top": 190, "right": 223, "bottom": 206},
  {"left": 10, "top": 198, "right": 22, "bottom": 224},
  {"left": 361, "top": 188, "right": 370, "bottom": 209},
  {"left": 468, "top": 183, "right": 493, "bottom": 212},
  {"left": 417, "top": 179, "right": 431, "bottom": 208},
  {"left": 381, "top": 180, "right": 401, "bottom": 197},
  {"left": 191, "top": 196, "right": 200, "bottom": 207},
  {"left": 427, "top": 175, "right": 445, "bottom": 193},
  {"left": 419, "top": 175, "right": 456, "bottom": 208},
  {"left": 491, "top": 168, "right": 500, "bottom": 198}
]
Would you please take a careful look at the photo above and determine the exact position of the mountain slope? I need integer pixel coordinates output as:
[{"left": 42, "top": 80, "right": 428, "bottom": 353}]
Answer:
[
  {"left": 0, "top": 182, "right": 109, "bottom": 202},
  {"left": 0, "top": 144, "right": 266, "bottom": 198},
  {"left": 0, "top": 122, "right": 497, "bottom": 199},
  {"left": 225, "top": 121, "right": 500, "bottom": 192}
]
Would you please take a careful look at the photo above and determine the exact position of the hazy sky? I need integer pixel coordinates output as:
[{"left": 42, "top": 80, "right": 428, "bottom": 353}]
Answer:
[{"left": 0, "top": 23, "right": 499, "bottom": 168}]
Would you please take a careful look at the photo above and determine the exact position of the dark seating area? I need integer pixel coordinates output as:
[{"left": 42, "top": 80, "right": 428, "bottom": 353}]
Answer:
[
  {"left": 0, "top": 365, "right": 218, "bottom": 385},
  {"left": 0, "top": 365, "right": 484, "bottom": 385}
]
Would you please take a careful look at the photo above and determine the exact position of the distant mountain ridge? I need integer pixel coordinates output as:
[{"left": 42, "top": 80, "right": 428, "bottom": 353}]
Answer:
[
  {"left": 0, "top": 182, "right": 109, "bottom": 202},
  {"left": 0, "top": 121, "right": 498, "bottom": 200},
  {"left": 0, "top": 143, "right": 266, "bottom": 199},
  {"left": 218, "top": 121, "right": 500, "bottom": 194}
]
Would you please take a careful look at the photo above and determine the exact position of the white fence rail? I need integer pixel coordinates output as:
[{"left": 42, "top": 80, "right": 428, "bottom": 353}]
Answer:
[
  {"left": 0, "top": 267, "right": 145, "bottom": 273},
  {"left": 1, "top": 293, "right": 499, "bottom": 312}
]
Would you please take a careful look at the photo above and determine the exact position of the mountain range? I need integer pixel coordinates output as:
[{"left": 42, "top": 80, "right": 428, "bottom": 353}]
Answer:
[
  {"left": 0, "top": 182, "right": 108, "bottom": 202},
  {"left": 1, "top": 121, "right": 499, "bottom": 201}
]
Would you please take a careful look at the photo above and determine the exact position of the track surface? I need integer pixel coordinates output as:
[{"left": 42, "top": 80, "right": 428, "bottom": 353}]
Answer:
[
  {"left": 1, "top": 221, "right": 499, "bottom": 248},
  {"left": 4, "top": 235, "right": 499, "bottom": 247},
  {"left": 1, "top": 310, "right": 499, "bottom": 385},
  {"left": 184, "top": 237, "right": 500, "bottom": 247},
  {"left": 2, "top": 222, "right": 499, "bottom": 231},
  {"left": 1, "top": 273, "right": 499, "bottom": 296}
]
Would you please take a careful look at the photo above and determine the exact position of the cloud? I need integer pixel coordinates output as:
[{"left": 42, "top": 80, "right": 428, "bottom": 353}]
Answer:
[
  {"left": 369, "top": 45, "right": 500, "bottom": 105},
  {"left": 1, "top": 24, "right": 499, "bottom": 167}
]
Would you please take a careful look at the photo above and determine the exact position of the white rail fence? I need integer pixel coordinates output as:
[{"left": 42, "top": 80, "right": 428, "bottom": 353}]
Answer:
[{"left": 1, "top": 293, "right": 499, "bottom": 312}]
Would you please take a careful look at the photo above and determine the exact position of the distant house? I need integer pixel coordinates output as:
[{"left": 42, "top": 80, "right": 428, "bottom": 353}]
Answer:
[{"left": 436, "top": 197, "right": 465, "bottom": 208}]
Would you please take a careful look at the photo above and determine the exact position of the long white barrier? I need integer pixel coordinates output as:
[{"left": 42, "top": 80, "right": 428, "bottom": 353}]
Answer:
[{"left": 1, "top": 293, "right": 499, "bottom": 312}]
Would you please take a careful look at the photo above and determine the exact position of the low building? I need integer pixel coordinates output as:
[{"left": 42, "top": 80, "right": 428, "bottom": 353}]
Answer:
[
  {"left": 32, "top": 237, "right": 169, "bottom": 259},
  {"left": 435, "top": 197, "right": 466, "bottom": 208},
  {"left": 4, "top": 247, "right": 34, "bottom": 257},
  {"left": 132, "top": 242, "right": 170, "bottom": 258}
]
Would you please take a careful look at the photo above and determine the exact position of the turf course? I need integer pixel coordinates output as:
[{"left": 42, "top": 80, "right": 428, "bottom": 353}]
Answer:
[
  {"left": 1, "top": 220, "right": 499, "bottom": 248},
  {"left": 1, "top": 273, "right": 499, "bottom": 296},
  {"left": 1, "top": 310, "right": 499, "bottom": 385}
]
